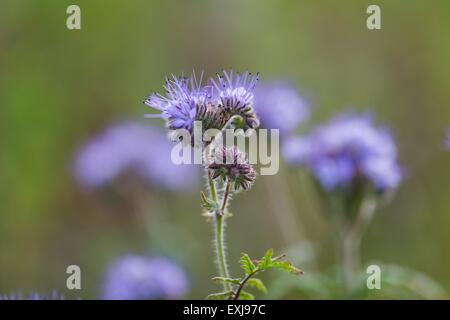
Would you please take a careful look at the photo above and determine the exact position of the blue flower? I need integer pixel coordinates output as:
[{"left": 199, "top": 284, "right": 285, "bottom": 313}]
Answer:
[
  {"left": 210, "top": 69, "right": 258, "bottom": 110},
  {"left": 145, "top": 70, "right": 260, "bottom": 131},
  {"left": 101, "top": 255, "right": 189, "bottom": 300},
  {"left": 254, "top": 81, "right": 309, "bottom": 136},
  {"left": 73, "top": 121, "right": 199, "bottom": 191},
  {"left": 0, "top": 290, "right": 64, "bottom": 300},
  {"left": 145, "top": 73, "right": 211, "bottom": 133},
  {"left": 283, "top": 113, "right": 402, "bottom": 193},
  {"left": 210, "top": 69, "right": 260, "bottom": 128}
]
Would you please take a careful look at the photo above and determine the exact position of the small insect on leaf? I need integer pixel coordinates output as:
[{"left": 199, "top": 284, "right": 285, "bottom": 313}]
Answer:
[
  {"left": 239, "top": 253, "right": 256, "bottom": 275},
  {"left": 206, "top": 291, "right": 234, "bottom": 300},
  {"left": 246, "top": 278, "right": 268, "bottom": 294}
]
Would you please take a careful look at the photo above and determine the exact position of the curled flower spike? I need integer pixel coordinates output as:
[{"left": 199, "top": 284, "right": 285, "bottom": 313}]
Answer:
[
  {"left": 210, "top": 69, "right": 260, "bottom": 129},
  {"left": 195, "top": 101, "right": 229, "bottom": 132},
  {"left": 208, "top": 147, "right": 256, "bottom": 191}
]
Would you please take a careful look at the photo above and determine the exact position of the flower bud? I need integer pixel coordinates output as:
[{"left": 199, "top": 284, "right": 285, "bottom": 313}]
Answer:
[{"left": 207, "top": 147, "right": 256, "bottom": 191}]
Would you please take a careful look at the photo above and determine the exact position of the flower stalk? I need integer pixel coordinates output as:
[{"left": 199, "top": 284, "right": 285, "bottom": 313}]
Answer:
[
  {"left": 221, "top": 180, "right": 232, "bottom": 213},
  {"left": 206, "top": 169, "right": 232, "bottom": 291},
  {"left": 214, "top": 211, "right": 230, "bottom": 291},
  {"left": 339, "top": 195, "right": 377, "bottom": 293}
]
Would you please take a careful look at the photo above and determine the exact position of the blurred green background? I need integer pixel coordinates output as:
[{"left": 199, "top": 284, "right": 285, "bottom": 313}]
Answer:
[{"left": 1, "top": 0, "right": 450, "bottom": 299}]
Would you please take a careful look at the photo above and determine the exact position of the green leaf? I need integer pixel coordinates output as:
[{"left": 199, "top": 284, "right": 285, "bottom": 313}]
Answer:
[
  {"left": 257, "top": 248, "right": 273, "bottom": 270},
  {"left": 238, "top": 290, "right": 255, "bottom": 300},
  {"left": 206, "top": 291, "right": 234, "bottom": 300},
  {"left": 212, "top": 277, "right": 241, "bottom": 285},
  {"left": 246, "top": 278, "right": 268, "bottom": 294},
  {"left": 239, "top": 253, "right": 256, "bottom": 275},
  {"left": 200, "top": 191, "right": 218, "bottom": 211},
  {"left": 269, "top": 261, "right": 303, "bottom": 275}
]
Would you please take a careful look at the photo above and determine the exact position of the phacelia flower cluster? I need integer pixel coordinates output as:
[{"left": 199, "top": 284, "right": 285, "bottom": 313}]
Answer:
[
  {"left": 208, "top": 147, "right": 256, "bottom": 191},
  {"left": 254, "top": 81, "right": 309, "bottom": 136},
  {"left": 74, "top": 122, "right": 199, "bottom": 191},
  {"left": 145, "top": 69, "right": 260, "bottom": 135},
  {"left": 283, "top": 114, "right": 402, "bottom": 193},
  {"left": 101, "top": 255, "right": 189, "bottom": 300}
]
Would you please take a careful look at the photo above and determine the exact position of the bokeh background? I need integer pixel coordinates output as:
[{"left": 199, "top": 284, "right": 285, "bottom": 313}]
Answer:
[{"left": 1, "top": 0, "right": 449, "bottom": 299}]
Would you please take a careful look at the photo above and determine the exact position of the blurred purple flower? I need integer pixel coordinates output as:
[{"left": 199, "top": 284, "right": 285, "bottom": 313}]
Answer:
[
  {"left": 283, "top": 114, "right": 402, "bottom": 192},
  {"left": 0, "top": 290, "right": 64, "bottom": 300},
  {"left": 74, "top": 122, "right": 199, "bottom": 191},
  {"left": 101, "top": 255, "right": 189, "bottom": 300},
  {"left": 254, "top": 82, "right": 309, "bottom": 136},
  {"left": 445, "top": 128, "right": 450, "bottom": 149}
]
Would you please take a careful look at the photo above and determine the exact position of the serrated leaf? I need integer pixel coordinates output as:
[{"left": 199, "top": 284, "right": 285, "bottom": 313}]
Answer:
[
  {"left": 200, "top": 191, "right": 208, "bottom": 203},
  {"left": 257, "top": 248, "right": 273, "bottom": 270},
  {"left": 269, "top": 261, "right": 303, "bottom": 275},
  {"left": 246, "top": 278, "right": 268, "bottom": 294},
  {"left": 206, "top": 291, "right": 234, "bottom": 300},
  {"left": 238, "top": 290, "right": 255, "bottom": 300},
  {"left": 200, "top": 191, "right": 219, "bottom": 211},
  {"left": 212, "top": 277, "right": 241, "bottom": 285},
  {"left": 239, "top": 253, "right": 256, "bottom": 275}
]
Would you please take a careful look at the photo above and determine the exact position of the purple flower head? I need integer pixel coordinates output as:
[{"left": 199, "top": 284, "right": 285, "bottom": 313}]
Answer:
[
  {"left": 210, "top": 69, "right": 260, "bottom": 129},
  {"left": 210, "top": 69, "right": 258, "bottom": 110},
  {"left": 283, "top": 114, "right": 402, "bottom": 193},
  {"left": 145, "top": 73, "right": 210, "bottom": 133},
  {"left": 0, "top": 290, "right": 64, "bottom": 300},
  {"left": 101, "top": 255, "right": 189, "bottom": 300},
  {"left": 254, "top": 82, "right": 310, "bottom": 136},
  {"left": 74, "top": 122, "right": 199, "bottom": 191},
  {"left": 145, "top": 70, "right": 261, "bottom": 133}
]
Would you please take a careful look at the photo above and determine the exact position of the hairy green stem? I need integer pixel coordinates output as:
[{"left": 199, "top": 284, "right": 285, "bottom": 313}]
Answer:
[
  {"left": 215, "top": 212, "right": 231, "bottom": 291},
  {"left": 208, "top": 173, "right": 217, "bottom": 203},
  {"left": 207, "top": 171, "right": 232, "bottom": 291},
  {"left": 339, "top": 196, "right": 377, "bottom": 294},
  {"left": 221, "top": 180, "right": 232, "bottom": 213},
  {"left": 205, "top": 134, "right": 234, "bottom": 293},
  {"left": 340, "top": 227, "right": 360, "bottom": 294}
]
